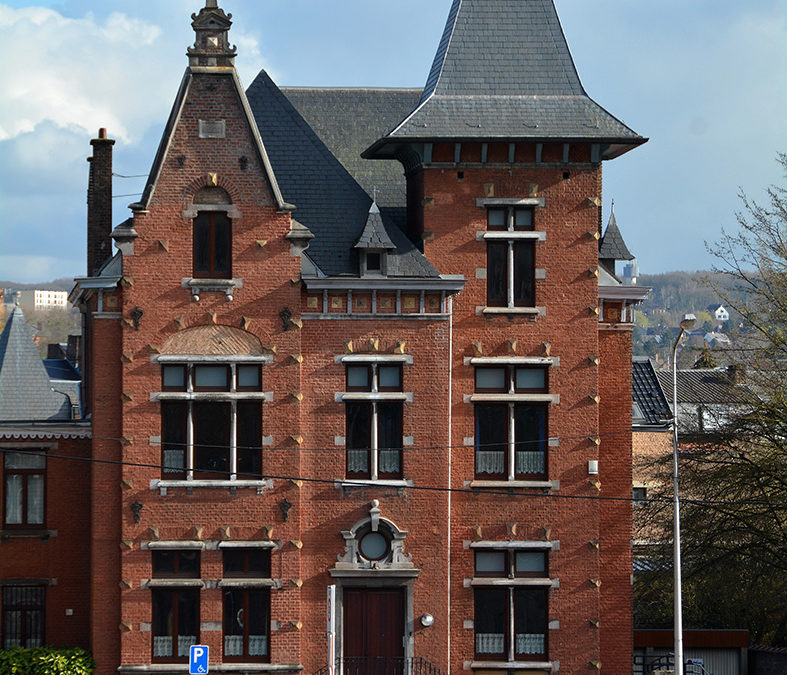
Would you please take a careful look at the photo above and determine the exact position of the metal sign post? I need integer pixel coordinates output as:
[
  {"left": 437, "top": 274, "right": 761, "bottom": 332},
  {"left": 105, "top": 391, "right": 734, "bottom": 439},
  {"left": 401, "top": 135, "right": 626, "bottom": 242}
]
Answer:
[{"left": 327, "top": 585, "right": 336, "bottom": 675}]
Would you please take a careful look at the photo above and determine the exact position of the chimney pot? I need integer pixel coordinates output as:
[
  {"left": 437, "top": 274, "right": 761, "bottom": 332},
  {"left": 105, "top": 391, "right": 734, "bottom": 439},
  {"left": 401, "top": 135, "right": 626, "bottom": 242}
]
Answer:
[{"left": 98, "top": 128, "right": 107, "bottom": 139}]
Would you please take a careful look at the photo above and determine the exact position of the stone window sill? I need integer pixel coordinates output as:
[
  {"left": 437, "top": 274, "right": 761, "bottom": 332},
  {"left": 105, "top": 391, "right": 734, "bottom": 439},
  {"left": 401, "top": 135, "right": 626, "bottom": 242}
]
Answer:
[
  {"left": 119, "top": 664, "right": 302, "bottom": 673},
  {"left": 0, "top": 529, "right": 57, "bottom": 540},
  {"left": 181, "top": 277, "right": 243, "bottom": 301},
  {"left": 150, "top": 479, "right": 273, "bottom": 495},
  {"left": 335, "top": 478, "right": 412, "bottom": 491},
  {"left": 470, "top": 661, "right": 554, "bottom": 671},
  {"left": 469, "top": 480, "right": 555, "bottom": 490}
]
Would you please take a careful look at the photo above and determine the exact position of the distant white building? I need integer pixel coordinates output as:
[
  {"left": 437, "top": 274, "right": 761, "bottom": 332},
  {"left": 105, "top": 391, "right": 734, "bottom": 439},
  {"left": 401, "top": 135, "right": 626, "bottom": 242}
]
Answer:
[
  {"left": 711, "top": 304, "right": 729, "bottom": 322},
  {"left": 34, "top": 290, "right": 69, "bottom": 310}
]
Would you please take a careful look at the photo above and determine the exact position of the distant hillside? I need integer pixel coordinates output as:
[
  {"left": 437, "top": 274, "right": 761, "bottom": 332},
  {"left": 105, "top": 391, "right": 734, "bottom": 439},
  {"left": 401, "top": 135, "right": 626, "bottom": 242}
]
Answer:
[
  {"left": 637, "top": 271, "right": 745, "bottom": 315},
  {"left": 1, "top": 277, "right": 75, "bottom": 292}
]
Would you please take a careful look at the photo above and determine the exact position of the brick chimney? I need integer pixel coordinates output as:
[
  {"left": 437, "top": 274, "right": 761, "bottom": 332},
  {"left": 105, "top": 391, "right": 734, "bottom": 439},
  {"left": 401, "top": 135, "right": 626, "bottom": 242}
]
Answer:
[{"left": 87, "top": 128, "right": 115, "bottom": 276}]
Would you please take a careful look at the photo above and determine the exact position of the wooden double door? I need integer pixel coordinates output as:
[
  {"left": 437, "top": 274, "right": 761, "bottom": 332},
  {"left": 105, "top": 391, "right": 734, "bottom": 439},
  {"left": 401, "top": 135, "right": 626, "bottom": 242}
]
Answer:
[{"left": 343, "top": 588, "right": 404, "bottom": 673}]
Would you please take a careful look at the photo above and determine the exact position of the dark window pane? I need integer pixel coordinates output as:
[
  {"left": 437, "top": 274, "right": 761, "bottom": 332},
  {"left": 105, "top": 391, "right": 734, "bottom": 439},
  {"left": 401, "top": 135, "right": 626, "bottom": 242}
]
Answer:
[
  {"left": 514, "top": 208, "right": 533, "bottom": 230},
  {"left": 487, "top": 242, "right": 507, "bottom": 306},
  {"left": 162, "top": 402, "right": 187, "bottom": 477},
  {"left": 223, "top": 549, "right": 270, "bottom": 577},
  {"left": 177, "top": 590, "right": 199, "bottom": 655},
  {"left": 475, "top": 550, "right": 506, "bottom": 575},
  {"left": 152, "top": 589, "right": 174, "bottom": 657},
  {"left": 153, "top": 551, "right": 176, "bottom": 576},
  {"left": 513, "top": 241, "right": 534, "bottom": 306},
  {"left": 237, "top": 365, "right": 261, "bottom": 390},
  {"left": 514, "top": 589, "right": 546, "bottom": 655},
  {"left": 193, "top": 213, "right": 211, "bottom": 276},
  {"left": 514, "top": 405, "right": 546, "bottom": 477},
  {"left": 153, "top": 550, "right": 200, "bottom": 578},
  {"left": 194, "top": 402, "right": 230, "bottom": 477},
  {"left": 475, "top": 588, "right": 506, "bottom": 656},
  {"left": 346, "top": 365, "right": 370, "bottom": 390},
  {"left": 515, "top": 551, "right": 546, "bottom": 576},
  {"left": 2, "top": 586, "right": 44, "bottom": 648},
  {"left": 378, "top": 365, "right": 402, "bottom": 391},
  {"left": 237, "top": 401, "right": 262, "bottom": 477},
  {"left": 346, "top": 403, "right": 371, "bottom": 476},
  {"left": 378, "top": 402, "right": 402, "bottom": 477},
  {"left": 475, "top": 404, "right": 507, "bottom": 477},
  {"left": 247, "top": 590, "right": 270, "bottom": 656},
  {"left": 366, "top": 252, "right": 381, "bottom": 271},
  {"left": 213, "top": 213, "right": 231, "bottom": 277},
  {"left": 194, "top": 365, "right": 229, "bottom": 390},
  {"left": 515, "top": 367, "right": 546, "bottom": 391},
  {"left": 487, "top": 208, "right": 506, "bottom": 230},
  {"left": 475, "top": 367, "right": 507, "bottom": 391},
  {"left": 162, "top": 365, "right": 186, "bottom": 390}
]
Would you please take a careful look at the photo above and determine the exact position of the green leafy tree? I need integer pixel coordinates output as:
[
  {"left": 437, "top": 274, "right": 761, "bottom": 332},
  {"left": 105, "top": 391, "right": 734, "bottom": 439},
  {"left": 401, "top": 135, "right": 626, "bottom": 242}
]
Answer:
[{"left": 635, "top": 155, "right": 787, "bottom": 646}]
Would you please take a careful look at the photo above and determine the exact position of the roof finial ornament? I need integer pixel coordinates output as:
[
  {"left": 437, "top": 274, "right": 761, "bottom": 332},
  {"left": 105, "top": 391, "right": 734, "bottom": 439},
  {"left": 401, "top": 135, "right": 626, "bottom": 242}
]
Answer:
[
  {"left": 206, "top": 0, "right": 218, "bottom": 7},
  {"left": 372, "top": 186, "right": 378, "bottom": 203}
]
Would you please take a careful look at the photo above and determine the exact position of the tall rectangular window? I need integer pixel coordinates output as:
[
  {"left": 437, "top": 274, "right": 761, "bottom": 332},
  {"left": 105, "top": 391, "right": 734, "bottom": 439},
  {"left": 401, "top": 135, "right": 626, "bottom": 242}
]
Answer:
[
  {"left": 160, "top": 364, "right": 262, "bottom": 480},
  {"left": 151, "top": 549, "right": 200, "bottom": 661},
  {"left": 2, "top": 586, "right": 45, "bottom": 648},
  {"left": 223, "top": 549, "right": 271, "bottom": 661},
  {"left": 474, "top": 551, "right": 548, "bottom": 661},
  {"left": 3, "top": 451, "right": 45, "bottom": 528},
  {"left": 486, "top": 207, "right": 536, "bottom": 308},
  {"left": 194, "top": 212, "right": 231, "bottom": 278},
  {"left": 345, "top": 364, "right": 403, "bottom": 480},
  {"left": 474, "top": 367, "right": 548, "bottom": 480},
  {"left": 152, "top": 589, "right": 199, "bottom": 660}
]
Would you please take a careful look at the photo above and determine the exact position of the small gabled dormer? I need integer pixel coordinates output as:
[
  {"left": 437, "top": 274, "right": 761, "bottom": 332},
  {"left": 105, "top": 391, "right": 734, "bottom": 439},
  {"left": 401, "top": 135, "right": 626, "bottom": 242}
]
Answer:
[{"left": 354, "top": 202, "right": 396, "bottom": 278}]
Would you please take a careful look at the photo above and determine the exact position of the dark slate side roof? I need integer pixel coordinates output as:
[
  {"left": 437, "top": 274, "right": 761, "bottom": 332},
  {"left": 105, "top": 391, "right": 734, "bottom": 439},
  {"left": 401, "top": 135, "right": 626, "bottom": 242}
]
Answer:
[
  {"left": 0, "top": 308, "right": 71, "bottom": 422},
  {"left": 656, "top": 369, "right": 756, "bottom": 407},
  {"left": 247, "top": 72, "right": 438, "bottom": 278},
  {"left": 632, "top": 357, "right": 671, "bottom": 427},
  {"left": 281, "top": 87, "right": 421, "bottom": 210},
  {"left": 599, "top": 209, "right": 635, "bottom": 261},
  {"left": 365, "top": 0, "right": 645, "bottom": 157}
]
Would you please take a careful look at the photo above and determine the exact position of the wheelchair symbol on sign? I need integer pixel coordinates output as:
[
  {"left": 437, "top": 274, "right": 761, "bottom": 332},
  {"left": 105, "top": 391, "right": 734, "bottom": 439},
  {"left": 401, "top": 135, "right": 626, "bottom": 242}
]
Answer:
[{"left": 190, "top": 645, "right": 209, "bottom": 674}]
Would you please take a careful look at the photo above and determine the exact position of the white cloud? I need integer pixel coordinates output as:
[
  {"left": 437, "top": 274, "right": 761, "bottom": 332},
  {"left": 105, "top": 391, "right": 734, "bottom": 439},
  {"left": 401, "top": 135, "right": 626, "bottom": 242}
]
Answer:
[{"left": 0, "top": 5, "right": 175, "bottom": 143}]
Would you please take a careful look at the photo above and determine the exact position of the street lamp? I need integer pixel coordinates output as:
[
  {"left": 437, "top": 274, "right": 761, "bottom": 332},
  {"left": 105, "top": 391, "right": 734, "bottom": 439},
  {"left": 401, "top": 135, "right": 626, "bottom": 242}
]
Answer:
[{"left": 671, "top": 312, "right": 695, "bottom": 675}]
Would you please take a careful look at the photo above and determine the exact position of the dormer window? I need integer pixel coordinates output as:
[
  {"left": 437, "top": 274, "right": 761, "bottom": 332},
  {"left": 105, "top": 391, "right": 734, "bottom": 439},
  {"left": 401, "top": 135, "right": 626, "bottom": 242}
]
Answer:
[
  {"left": 361, "top": 250, "right": 386, "bottom": 277},
  {"left": 354, "top": 202, "right": 395, "bottom": 279}
]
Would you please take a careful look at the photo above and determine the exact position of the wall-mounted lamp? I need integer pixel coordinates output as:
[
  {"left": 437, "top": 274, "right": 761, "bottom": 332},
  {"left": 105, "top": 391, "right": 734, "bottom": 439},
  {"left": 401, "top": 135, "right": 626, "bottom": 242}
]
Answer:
[{"left": 420, "top": 613, "right": 434, "bottom": 627}]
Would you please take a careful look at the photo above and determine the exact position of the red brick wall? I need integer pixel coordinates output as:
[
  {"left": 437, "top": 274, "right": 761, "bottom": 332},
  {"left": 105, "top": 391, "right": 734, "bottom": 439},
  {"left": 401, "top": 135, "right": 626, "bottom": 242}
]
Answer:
[
  {"left": 599, "top": 327, "right": 635, "bottom": 671},
  {"left": 0, "top": 436, "right": 92, "bottom": 648}
]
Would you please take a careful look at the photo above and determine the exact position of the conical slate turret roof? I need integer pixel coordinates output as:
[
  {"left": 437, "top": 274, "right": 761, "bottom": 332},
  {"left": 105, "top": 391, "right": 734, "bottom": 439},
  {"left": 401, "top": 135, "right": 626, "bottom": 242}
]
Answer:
[
  {"left": 354, "top": 203, "right": 396, "bottom": 250},
  {"left": 599, "top": 208, "right": 635, "bottom": 262},
  {"left": 365, "top": 0, "right": 645, "bottom": 159},
  {"left": 0, "top": 307, "right": 70, "bottom": 421}
]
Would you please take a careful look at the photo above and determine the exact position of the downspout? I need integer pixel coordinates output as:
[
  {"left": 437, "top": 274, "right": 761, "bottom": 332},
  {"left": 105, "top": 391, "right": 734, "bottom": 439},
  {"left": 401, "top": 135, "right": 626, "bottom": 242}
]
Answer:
[{"left": 447, "top": 295, "right": 453, "bottom": 672}]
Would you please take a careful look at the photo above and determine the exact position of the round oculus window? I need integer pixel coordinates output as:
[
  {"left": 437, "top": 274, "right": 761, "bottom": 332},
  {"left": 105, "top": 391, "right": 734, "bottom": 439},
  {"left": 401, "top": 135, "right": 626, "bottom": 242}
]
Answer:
[{"left": 359, "top": 532, "right": 389, "bottom": 561}]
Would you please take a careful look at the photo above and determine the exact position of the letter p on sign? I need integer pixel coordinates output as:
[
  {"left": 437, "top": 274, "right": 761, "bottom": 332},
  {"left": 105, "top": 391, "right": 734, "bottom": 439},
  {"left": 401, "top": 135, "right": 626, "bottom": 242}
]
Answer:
[{"left": 189, "top": 645, "right": 209, "bottom": 674}]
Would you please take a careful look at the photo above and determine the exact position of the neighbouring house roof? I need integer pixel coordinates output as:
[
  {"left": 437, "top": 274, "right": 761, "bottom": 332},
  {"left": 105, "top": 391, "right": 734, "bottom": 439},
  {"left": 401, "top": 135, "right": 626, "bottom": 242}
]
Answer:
[
  {"left": 247, "top": 72, "right": 440, "bottom": 279},
  {"left": 0, "top": 307, "right": 71, "bottom": 422},
  {"left": 599, "top": 209, "right": 635, "bottom": 262},
  {"left": 632, "top": 357, "right": 671, "bottom": 427},
  {"left": 365, "top": 0, "right": 645, "bottom": 159},
  {"left": 655, "top": 368, "right": 756, "bottom": 406}
]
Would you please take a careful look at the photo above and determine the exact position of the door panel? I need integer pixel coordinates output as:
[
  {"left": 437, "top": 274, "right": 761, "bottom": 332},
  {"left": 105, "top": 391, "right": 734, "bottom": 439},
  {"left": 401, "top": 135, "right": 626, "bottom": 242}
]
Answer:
[{"left": 344, "top": 588, "right": 404, "bottom": 661}]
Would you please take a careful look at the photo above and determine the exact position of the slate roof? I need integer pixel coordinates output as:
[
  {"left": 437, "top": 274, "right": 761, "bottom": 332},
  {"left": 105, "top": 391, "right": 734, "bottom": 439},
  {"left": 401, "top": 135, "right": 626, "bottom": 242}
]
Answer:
[
  {"left": 599, "top": 209, "right": 635, "bottom": 261},
  {"left": 366, "top": 0, "right": 645, "bottom": 158},
  {"left": 655, "top": 369, "right": 756, "bottom": 407},
  {"left": 247, "top": 72, "right": 439, "bottom": 278},
  {"left": 632, "top": 357, "right": 671, "bottom": 427},
  {"left": 355, "top": 204, "right": 396, "bottom": 250},
  {"left": 0, "top": 307, "right": 71, "bottom": 422}
]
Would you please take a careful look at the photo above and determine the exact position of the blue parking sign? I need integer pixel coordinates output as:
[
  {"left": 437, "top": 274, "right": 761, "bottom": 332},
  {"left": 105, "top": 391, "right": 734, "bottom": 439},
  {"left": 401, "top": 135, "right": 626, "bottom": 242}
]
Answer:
[{"left": 189, "top": 645, "right": 209, "bottom": 674}]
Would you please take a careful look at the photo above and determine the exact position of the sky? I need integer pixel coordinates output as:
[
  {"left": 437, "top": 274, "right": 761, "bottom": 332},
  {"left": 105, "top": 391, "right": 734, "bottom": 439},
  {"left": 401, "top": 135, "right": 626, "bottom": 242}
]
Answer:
[{"left": 0, "top": 0, "right": 785, "bottom": 283}]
